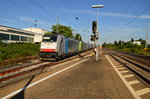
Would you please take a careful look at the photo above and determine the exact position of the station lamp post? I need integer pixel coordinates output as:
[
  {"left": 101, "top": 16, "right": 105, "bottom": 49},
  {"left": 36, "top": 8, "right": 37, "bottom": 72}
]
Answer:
[{"left": 91, "top": 5, "right": 104, "bottom": 61}]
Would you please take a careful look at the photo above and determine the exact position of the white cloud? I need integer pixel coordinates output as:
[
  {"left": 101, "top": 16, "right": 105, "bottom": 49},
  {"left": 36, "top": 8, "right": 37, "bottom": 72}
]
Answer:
[
  {"left": 0, "top": 18, "right": 16, "bottom": 22},
  {"left": 100, "top": 26, "right": 148, "bottom": 44},
  {"left": 19, "top": 17, "right": 53, "bottom": 25},
  {"left": 19, "top": 17, "right": 34, "bottom": 23},
  {"left": 107, "top": 27, "right": 144, "bottom": 32},
  {"left": 19, "top": 16, "right": 54, "bottom": 30},
  {"left": 101, "top": 12, "right": 135, "bottom": 18},
  {"left": 139, "top": 15, "right": 150, "bottom": 19},
  {"left": 62, "top": 9, "right": 150, "bottom": 19}
]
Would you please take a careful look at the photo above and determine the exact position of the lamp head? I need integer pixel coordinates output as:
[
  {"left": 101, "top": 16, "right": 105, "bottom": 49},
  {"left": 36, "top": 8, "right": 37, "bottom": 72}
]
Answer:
[{"left": 92, "top": 5, "right": 104, "bottom": 8}]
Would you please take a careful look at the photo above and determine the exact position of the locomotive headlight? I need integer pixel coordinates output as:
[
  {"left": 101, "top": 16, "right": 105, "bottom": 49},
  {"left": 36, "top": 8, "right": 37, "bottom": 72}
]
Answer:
[
  {"left": 40, "top": 49, "right": 43, "bottom": 51},
  {"left": 53, "top": 49, "right": 56, "bottom": 52}
]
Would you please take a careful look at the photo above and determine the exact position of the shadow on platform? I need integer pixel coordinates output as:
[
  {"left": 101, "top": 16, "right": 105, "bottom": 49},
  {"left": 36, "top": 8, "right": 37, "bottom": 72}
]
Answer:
[{"left": 11, "top": 67, "right": 45, "bottom": 99}]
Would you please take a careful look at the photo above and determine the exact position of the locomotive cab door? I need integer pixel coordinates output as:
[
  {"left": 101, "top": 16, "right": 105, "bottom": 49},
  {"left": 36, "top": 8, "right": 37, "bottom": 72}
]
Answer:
[
  {"left": 60, "top": 37, "right": 65, "bottom": 54},
  {"left": 57, "top": 35, "right": 65, "bottom": 56}
]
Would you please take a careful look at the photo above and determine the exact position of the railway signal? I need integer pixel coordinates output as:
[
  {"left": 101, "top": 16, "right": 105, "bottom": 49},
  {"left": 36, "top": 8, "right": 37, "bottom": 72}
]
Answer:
[
  {"left": 91, "top": 5, "right": 104, "bottom": 61},
  {"left": 91, "top": 21, "right": 98, "bottom": 41},
  {"left": 92, "top": 21, "right": 97, "bottom": 35},
  {"left": 90, "top": 35, "right": 98, "bottom": 41},
  {"left": 90, "top": 35, "right": 95, "bottom": 41}
]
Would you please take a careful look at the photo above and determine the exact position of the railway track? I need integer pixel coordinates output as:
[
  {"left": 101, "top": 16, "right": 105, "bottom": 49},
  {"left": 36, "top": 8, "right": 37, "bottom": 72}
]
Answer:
[
  {"left": 109, "top": 50, "right": 150, "bottom": 68},
  {"left": 107, "top": 50, "right": 150, "bottom": 71},
  {"left": 0, "top": 56, "right": 39, "bottom": 69},
  {"left": 0, "top": 62, "right": 44, "bottom": 75},
  {"left": 104, "top": 49, "right": 150, "bottom": 85},
  {"left": 0, "top": 51, "right": 92, "bottom": 87},
  {"left": 116, "top": 50, "right": 150, "bottom": 61}
]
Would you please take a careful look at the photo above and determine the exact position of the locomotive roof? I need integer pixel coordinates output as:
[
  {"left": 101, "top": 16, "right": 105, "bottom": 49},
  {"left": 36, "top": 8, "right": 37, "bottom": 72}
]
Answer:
[
  {"left": 43, "top": 34, "right": 59, "bottom": 36},
  {"left": 43, "top": 34, "right": 80, "bottom": 42}
]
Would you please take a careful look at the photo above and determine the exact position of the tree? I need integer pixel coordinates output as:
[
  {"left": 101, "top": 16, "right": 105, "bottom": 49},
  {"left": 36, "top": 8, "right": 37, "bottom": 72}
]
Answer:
[
  {"left": 44, "top": 32, "right": 52, "bottom": 35},
  {"left": 131, "top": 38, "right": 134, "bottom": 44},
  {"left": 118, "top": 40, "right": 122, "bottom": 45},
  {"left": 74, "top": 33, "right": 82, "bottom": 41},
  {"left": 139, "top": 38, "right": 143, "bottom": 41},
  {"left": 141, "top": 40, "right": 146, "bottom": 46},
  {"left": 51, "top": 24, "right": 73, "bottom": 38},
  {"left": 102, "top": 42, "right": 107, "bottom": 48},
  {"left": 114, "top": 41, "right": 118, "bottom": 46}
]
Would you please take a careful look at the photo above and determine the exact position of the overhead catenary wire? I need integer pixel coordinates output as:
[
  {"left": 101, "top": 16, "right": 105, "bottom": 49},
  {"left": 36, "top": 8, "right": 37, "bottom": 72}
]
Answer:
[
  {"left": 59, "top": 0, "right": 88, "bottom": 28},
  {"left": 67, "top": 0, "right": 91, "bottom": 29},
  {"left": 7, "top": 0, "right": 91, "bottom": 33},
  {"left": 119, "top": 6, "right": 150, "bottom": 40},
  {"left": 8, "top": 0, "right": 35, "bottom": 16},
  {"left": 32, "top": 0, "right": 81, "bottom": 29},
  {"left": 119, "top": 0, "right": 135, "bottom": 25},
  {"left": 6, "top": 0, "right": 97, "bottom": 38},
  {"left": 7, "top": 0, "right": 51, "bottom": 23},
  {"left": 123, "top": 0, "right": 135, "bottom": 14},
  {"left": 0, "top": 16, "right": 14, "bottom": 20},
  {"left": 31, "top": 0, "right": 56, "bottom": 21},
  {"left": 60, "top": 0, "right": 76, "bottom": 17},
  {"left": 45, "top": 0, "right": 72, "bottom": 22},
  {"left": 122, "top": 7, "right": 150, "bottom": 29},
  {"left": 7, "top": 0, "right": 71, "bottom": 29}
]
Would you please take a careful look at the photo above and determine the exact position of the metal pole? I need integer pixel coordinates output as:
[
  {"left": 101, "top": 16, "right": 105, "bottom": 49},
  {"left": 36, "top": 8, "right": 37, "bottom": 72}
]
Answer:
[
  {"left": 56, "top": 16, "right": 59, "bottom": 33},
  {"left": 96, "top": 8, "right": 99, "bottom": 61},
  {"left": 145, "top": 25, "right": 148, "bottom": 48},
  {"left": 88, "top": 19, "right": 90, "bottom": 43},
  {"left": 91, "top": 5, "right": 104, "bottom": 61}
]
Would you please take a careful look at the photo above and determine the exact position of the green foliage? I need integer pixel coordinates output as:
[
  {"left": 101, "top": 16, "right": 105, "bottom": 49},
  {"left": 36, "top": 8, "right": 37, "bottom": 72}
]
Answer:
[
  {"left": 51, "top": 24, "right": 74, "bottom": 38},
  {"left": 102, "top": 38, "right": 150, "bottom": 56},
  {"left": 0, "top": 43, "right": 40, "bottom": 62},
  {"left": 131, "top": 38, "right": 134, "bottom": 43},
  {"left": 102, "top": 42, "right": 107, "bottom": 48},
  {"left": 114, "top": 41, "right": 118, "bottom": 46},
  {"left": 118, "top": 40, "right": 122, "bottom": 45},
  {"left": 44, "top": 32, "right": 52, "bottom": 35},
  {"left": 74, "top": 33, "right": 82, "bottom": 41}
]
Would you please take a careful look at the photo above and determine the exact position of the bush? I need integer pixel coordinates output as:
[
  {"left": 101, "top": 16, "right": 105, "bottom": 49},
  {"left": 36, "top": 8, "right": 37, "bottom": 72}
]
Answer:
[
  {"left": 102, "top": 40, "right": 150, "bottom": 56},
  {"left": 0, "top": 43, "right": 40, "bottom": 62}
]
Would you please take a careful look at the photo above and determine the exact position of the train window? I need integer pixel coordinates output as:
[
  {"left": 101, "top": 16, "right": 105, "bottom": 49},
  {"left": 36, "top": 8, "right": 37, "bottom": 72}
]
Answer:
[{"left": 43, "top": 35, "right": 57, "bottom": 42}]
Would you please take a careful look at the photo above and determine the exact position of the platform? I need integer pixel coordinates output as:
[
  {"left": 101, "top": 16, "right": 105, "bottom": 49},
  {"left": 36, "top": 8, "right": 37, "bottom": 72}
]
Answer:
[{"left": 1, "top": 51, "right": 135, "bottom": 99}]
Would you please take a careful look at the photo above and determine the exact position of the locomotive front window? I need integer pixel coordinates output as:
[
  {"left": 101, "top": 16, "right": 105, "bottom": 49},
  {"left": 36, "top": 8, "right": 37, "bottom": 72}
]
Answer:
[{"left": 43, "top": 35, "right": 57, "bottom": 42}]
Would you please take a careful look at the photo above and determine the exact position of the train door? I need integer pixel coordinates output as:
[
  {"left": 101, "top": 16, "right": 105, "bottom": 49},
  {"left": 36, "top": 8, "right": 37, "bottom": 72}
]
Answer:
[
  {"left": 65, "top": 38, "right": 68, "bottom": 54},
  {"left": 58, "top": 37, "right": 63, "bottom": 55},
  {"left": 61, "top": 37, "right": 65, "bottom": 54}
]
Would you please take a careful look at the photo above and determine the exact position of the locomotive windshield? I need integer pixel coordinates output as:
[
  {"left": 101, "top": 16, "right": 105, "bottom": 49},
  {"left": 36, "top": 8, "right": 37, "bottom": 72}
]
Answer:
[{"left": 42, "top": 35, "right": 57, "bottom": 42}]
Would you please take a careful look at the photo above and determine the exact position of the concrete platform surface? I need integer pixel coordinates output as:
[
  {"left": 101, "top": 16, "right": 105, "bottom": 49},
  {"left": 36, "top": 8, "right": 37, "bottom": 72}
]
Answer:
[{"left": 1, "top": 52, "right": 134, "bottom": 99}]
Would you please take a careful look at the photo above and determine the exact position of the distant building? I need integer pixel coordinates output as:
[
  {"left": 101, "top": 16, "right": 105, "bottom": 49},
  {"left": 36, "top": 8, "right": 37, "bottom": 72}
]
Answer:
[
  {"left": 0, "top": 25, "right": 35, "bottom": 43},
  {"left": 0, "top": 25, "right": 49, "bottom": 43},
  {"left": 133, "top": 41, "right": 141, "bottom": 45},
  {"left": 23, "top": 28, "right": 49, "bottom": 43}
]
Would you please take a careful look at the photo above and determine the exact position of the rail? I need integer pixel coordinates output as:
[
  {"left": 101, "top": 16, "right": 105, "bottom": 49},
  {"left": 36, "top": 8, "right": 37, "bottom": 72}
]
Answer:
[
  {"left": 0, "top": 50, "right": 92, "bottom": 87},
  {"left": 105, "top": 50, "right": 150, "bottom": 85}
]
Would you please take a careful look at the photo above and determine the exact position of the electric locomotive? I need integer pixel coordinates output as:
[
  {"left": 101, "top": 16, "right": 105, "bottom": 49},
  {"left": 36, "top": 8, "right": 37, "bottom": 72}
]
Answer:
[
  {"left": 40, "top": 34, "right": 78, "bottom": 60},
  {"left": 40, "top": 34, "right": 94, "bottom": 61}
]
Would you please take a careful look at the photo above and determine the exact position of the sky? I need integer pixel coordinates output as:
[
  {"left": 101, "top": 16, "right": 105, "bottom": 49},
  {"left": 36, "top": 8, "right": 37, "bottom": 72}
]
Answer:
[{"left": 0, "top": 0, "right": 150, "bottom": 44}]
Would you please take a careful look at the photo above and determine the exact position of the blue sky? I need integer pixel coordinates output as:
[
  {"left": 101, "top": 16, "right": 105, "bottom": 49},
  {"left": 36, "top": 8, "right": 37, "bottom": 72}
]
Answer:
[{"left": 0, "top": 0, "right": 150, "bottom": 44}]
